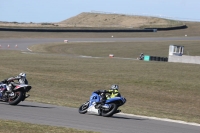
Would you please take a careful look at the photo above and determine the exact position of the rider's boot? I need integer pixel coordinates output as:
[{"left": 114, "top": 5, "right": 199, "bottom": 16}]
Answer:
[
  {"left": 115, "top": 110, "right": 121, "bottom": 113},
  {"left": 25, "top": 94, "right": 30, "bottom": 98},
  {"left": 94, "top": 101, "right": 104, "bottom": 108},
  {"left": 6, "top": 85, "right": 13, "bottom": 94},
  {"left": 5, "top": 89, "right": 12, "bottom": 94}
]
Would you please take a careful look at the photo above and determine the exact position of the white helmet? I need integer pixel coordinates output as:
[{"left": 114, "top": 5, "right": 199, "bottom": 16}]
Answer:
[
  {"left": 19, "top": 72, "right": 26, "bottom": 78},
  {"left": 111, "top": 84, "right": 119, "bottom": 90}
]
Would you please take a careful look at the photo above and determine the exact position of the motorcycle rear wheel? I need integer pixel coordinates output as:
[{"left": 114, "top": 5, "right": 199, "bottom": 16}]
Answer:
[
  {"left": 79, "top": 101, "right": 89, "bottom": 114},
  {"left": 101, "top": 103, "right": 117, "bottom": 117},
  {"left": 8, "top": 91, "right": 23, "bottom": 105}
]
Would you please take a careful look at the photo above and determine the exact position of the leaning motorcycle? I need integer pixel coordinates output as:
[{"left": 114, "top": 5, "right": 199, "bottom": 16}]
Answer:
[
  {"left": 0, "top": 81, "right": 32, "bottom": 105},
  {"left": 78, "top": 91, "right": 126, "bottom": 117}
]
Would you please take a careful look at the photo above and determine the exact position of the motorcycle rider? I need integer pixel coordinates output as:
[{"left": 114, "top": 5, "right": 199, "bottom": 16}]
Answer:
[
  {"left": 1, "top": 72, "right": 28, "bottom": 93},
  {"left": 139, "top": 53, "right": 144, "bottom": 60},
  {"left": 94, "top": 84, "right": 121, "bottom": 108}
]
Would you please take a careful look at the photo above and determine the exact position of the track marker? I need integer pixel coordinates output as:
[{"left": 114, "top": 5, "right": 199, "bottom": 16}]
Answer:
[
  {"left": 64, "top": 40, "right": 68, "bottom": 43},
  {"left": 109, "top": 54, "right": 114, "bottom": 58}
]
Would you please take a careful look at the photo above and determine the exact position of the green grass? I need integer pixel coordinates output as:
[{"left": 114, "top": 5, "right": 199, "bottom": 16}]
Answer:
[
  {"left": 0, "top": 119, "right": 99, "bottom": 133},
  {"left": 1, "top": 22, "right": 200, "bottom": 132},
  {"left": 0, "top": 40, "right": 200, "bottom": 124}
]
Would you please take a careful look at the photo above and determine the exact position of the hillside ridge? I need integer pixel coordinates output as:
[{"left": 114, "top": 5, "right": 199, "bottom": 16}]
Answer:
[
  {"left": 0, "top": 12, "right": 185, "bottom": 29},
  {"left": 59, "top": 12, "right": 185, "bottom": 28}
]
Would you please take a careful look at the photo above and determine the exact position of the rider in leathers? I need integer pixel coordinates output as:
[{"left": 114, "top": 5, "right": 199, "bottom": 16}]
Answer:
[
  {"left": 0, "top": 72, "right": 28, "bottom": 93},
  {"left": 94, "top": 84, "right": 121, "bottom": 108}
]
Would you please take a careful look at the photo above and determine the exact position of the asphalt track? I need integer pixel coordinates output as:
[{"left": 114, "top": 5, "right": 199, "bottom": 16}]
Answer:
[
  {"left": 0, "top": 37, "right": 200, "bottom": 133},
  {"left": 0, "top": 101, "right": 200, "bottom": 133}
]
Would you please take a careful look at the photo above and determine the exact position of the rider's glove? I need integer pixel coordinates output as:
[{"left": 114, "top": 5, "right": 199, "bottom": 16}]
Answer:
[
  {"left": 95, "top": 90, "right": 100, "bottom": 94},
  {"left": 1, "top": 79, "right": 7, "bottom": 84}
]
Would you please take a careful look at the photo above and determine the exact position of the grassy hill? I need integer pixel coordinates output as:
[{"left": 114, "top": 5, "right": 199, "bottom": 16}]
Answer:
[
  {"left": 0, "top": 12, "right": 185, "bottom": 29},
  {"left": 60, "top": 12, "right": 184, "bottom": 28}
]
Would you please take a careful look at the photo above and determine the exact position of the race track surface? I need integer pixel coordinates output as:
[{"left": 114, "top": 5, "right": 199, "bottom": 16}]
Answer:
[
  {"left": 0, "top": 101, "right": 199, "bottom": 133},
  {"left": 0, "top": 37, "right": 200, "bottom": 133}
]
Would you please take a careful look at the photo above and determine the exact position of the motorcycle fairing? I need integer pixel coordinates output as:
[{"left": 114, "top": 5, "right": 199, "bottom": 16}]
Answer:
[
  {"left": 14, "top": 84, "right": 32, "bottom": 92},
  {"left": 105, "top": 96, "right": 126, "bottom": 104},
  {"left": 89, "top": 92, "right": 101, "bottom": 106},
  {"left": 87, "top": 104, "right": 99, "bottom": 114}
]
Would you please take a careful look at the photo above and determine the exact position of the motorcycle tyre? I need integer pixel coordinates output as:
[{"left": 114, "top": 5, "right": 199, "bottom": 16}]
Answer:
[
  {"left": 101, "top": 103, "right": 117, "bottom": 117},
  {"left": 79, "top": 101, "right": 89, "bottom": 114},
  {"left": 8, "top": 91, "right": 23, "bottom": 105},
  {"left": 97, "top": 109, "right": 102, "bottom": 116}
]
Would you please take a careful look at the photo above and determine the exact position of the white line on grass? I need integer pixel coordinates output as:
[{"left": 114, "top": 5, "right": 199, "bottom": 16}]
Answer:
[{"left": 27, "top": 48, "right": 32, "bottom": 51}]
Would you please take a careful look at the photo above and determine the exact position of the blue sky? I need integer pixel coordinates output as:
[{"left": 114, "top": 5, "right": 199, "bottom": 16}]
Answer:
[{"left": 1, "top": 0, "right": 200, "bottom": 23}]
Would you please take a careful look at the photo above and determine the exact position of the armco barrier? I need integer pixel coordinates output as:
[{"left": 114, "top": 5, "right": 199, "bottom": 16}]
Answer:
[
  {"left": 149, "top": 56, "right": 168, "bottom": 62},
  {"left": 144, "top": 55, "right": 150, "bottom": 61},
  {"left": 0, "top": 27, "right": 156, "bottom": 32},
  {"left": 0, "top": 24, "right": 187, "bottom": 32},
  {"left": 145, "top": 25, "right": 187, "bottom": 31}
]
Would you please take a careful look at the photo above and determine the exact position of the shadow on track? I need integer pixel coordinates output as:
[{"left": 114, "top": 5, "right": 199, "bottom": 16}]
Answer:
[
  {"left": 111, "top": 115, "right": 147, "bottom": 121},
  {"left": 0, "top": 102, "right": 54, "bottom": 109},
  {"left": 17, "top": 104, "right": 55, "bottom": 109},
  {"left": 86, "top": 113, "right": 147, "bottom": 121}
]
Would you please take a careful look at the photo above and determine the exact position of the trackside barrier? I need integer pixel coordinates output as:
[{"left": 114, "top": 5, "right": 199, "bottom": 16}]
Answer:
[
  {"left": 0, "top": 27, "right": 157, "bottom": 32},
  {"left": 144, "top": 55, "right": 168, "bottom": 62},
  {"left": 144, "top": 55, "right": 150, "bottom": 61},
  {"left": 150, "top": 56, "right": 168, "bottom": 62}
]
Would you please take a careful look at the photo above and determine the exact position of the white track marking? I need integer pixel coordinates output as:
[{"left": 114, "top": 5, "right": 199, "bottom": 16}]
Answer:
[
  {"left": 119, "top": 112, "right": 200, "bottom": 127},
  {"left": 27, "top": 48, "right": 32, "bottom": 51}
]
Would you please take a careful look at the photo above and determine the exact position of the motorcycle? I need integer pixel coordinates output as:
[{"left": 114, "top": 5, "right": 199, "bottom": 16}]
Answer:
[
  {"left": 78, "top": 91, "right": 126, "bottom": 117},
  {"left": 0, "top": 80, "right": 32, "bottom": 105}
]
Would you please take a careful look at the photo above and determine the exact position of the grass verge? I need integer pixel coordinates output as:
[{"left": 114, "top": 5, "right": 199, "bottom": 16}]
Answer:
[
  {"left": 0, "top": 40, "right": 200, "bottom": 124},
  {"left": 0, "top": 119, "right": 98, "bottom": 133}
]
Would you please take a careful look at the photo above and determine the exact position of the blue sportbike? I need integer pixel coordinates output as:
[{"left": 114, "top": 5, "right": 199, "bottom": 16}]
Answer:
[{"left": 78, "top": 91, "right": 126, "bottom": 117}]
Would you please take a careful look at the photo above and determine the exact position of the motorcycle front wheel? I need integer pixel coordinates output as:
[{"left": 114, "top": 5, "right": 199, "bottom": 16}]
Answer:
[
  {"left": 8, "top": 91, "right": 23, "bottom": 105},
  {"left": 0, "top": 91, "right": 8, "bottom": 102},
  {"left": 78, "top": 101, "right": 89, "bottom": 114}
]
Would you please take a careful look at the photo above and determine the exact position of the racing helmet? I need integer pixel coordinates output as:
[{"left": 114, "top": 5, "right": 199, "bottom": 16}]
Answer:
[
  {"left": 19, "top": 72, "right": 26, "bottom": 78},
  {"left": 111, "top": 84, "right": 119, "bottom": 90}
]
